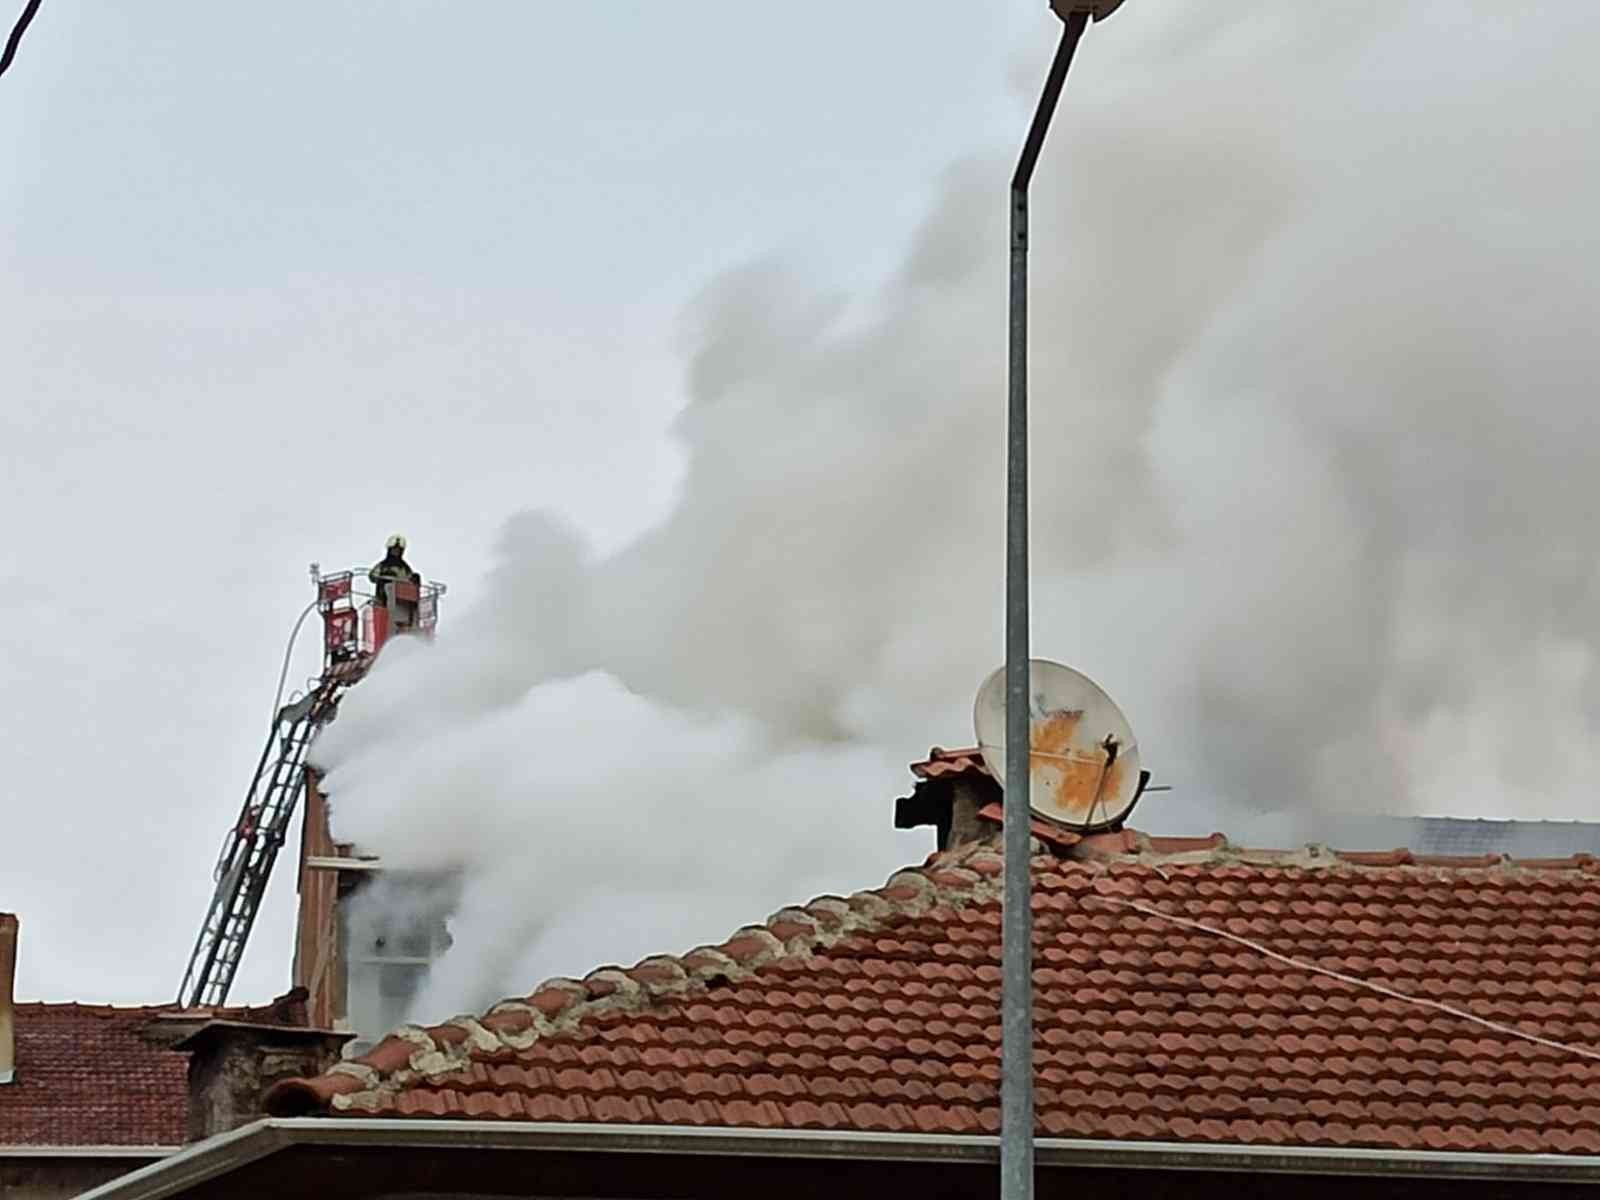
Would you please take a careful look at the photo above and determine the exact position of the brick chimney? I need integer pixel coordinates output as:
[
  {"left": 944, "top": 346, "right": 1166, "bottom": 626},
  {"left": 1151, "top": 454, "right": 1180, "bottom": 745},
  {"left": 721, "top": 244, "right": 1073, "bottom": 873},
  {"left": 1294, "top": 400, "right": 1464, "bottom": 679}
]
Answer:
[
  {"left": 0, "top": 913, "right": 16, "bottom": 1085},
  {"left": 895, "top": 750, "right": 1003, "bottom": 852},
  {"left": 175, "top": 1009, "right": 353, "bottom": 1141}
]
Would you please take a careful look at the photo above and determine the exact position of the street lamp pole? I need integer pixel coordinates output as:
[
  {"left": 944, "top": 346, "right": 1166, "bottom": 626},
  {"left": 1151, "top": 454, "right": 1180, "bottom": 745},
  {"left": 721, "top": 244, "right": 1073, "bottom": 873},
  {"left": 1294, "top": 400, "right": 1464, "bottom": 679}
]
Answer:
[{"left": 1003, "top": 5, "right": 1121, "bottom": 1199}]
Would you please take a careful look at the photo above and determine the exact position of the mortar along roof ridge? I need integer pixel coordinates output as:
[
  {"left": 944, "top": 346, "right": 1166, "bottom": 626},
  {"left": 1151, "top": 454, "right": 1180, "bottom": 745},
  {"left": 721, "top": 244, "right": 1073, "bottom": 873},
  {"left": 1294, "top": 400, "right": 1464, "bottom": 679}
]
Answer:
[
  {"left": 910, "top": 752, "right": 1600, "bottom": 872},
  {"left": 1078, "top": 829, "right": 1600, "bottom": 874},
  {"left": 265, "top": 840, "right": 1014, "bottom": 1115}
]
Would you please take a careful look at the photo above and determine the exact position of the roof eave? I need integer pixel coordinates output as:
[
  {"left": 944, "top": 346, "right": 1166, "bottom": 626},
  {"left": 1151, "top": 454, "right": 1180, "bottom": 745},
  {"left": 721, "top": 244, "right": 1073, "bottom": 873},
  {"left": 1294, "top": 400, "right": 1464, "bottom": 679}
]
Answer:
[
  {"left": 0, "top": 1145, "right": 179, "bottom": 1159},
  {"left": 73, "top": 1118, "right": 1600, "bottom": 1199}
]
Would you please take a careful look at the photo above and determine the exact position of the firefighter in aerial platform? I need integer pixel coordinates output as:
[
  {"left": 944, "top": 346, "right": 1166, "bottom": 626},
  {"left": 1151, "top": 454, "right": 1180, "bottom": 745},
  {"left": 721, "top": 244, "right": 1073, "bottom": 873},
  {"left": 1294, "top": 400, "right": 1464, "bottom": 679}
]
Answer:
[{"left": 369, "top": 534, "right": 422, "bottom": 630}]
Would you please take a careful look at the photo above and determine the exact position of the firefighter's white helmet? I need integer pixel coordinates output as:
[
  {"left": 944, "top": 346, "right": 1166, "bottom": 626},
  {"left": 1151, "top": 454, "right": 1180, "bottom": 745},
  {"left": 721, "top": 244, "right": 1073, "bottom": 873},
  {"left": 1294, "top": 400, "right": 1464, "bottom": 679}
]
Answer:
[{"left": 387, "top": 534, "right": 407, "bottom": 551}]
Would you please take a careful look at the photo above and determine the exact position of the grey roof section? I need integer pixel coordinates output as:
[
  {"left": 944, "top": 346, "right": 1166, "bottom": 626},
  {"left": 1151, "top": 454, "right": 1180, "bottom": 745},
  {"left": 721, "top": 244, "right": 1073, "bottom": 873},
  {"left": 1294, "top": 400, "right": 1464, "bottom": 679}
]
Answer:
[{"left": 1308, "top": 815, "right": 1600, "bottom": 858}]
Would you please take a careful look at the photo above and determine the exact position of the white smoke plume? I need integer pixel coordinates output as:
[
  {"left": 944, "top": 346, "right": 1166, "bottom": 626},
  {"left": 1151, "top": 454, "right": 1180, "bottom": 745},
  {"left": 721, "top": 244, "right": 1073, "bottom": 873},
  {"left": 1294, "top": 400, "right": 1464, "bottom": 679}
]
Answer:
[{"left": 314, "top": 0, "right": 1600, "bottom": 1019}]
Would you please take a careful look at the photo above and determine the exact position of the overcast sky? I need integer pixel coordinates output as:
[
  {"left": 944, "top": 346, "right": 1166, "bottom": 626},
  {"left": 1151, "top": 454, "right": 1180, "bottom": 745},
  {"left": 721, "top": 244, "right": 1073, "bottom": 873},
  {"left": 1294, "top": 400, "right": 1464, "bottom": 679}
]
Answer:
[
  {"left": 8, "top": 2, "right": 1600, "bottom": 1010},
  {"left": 2, "top": 1, "right": 1062, "bottom": 1003}
]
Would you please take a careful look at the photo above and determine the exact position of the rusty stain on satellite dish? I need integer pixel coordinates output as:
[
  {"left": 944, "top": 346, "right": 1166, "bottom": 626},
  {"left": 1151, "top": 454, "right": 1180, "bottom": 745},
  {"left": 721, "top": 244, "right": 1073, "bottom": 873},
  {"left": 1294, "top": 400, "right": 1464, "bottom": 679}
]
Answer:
[{"left": 973, "top": 660, "right": 1143, "bottom": 832}]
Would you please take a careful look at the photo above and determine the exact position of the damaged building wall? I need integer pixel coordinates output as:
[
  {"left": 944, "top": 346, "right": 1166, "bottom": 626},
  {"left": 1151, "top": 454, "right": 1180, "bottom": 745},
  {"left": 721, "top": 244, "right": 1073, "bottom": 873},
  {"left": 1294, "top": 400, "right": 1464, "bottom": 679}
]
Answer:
[
  {"left": 340, "top": 872, "right": 459, "bottom": 1049},
  {"left": 295, "top": 769, "right": 460, "bottom": 1046}
]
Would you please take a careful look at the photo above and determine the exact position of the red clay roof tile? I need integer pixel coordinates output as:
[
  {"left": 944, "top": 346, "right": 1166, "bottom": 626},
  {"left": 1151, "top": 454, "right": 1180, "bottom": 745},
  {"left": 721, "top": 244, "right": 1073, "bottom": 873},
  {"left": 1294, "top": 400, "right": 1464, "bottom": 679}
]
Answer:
[
  {"left": 265, "top": 836, "right": 1600, "bottom": 1156},
  {"left": 909, "top": 747, "right": 992, "bottom": 781},
  {"left": 0, "top": 987, "right": 321, "bottom": 1148},
  {"left": 975, "top": 802, "right": 1082, "bottom": 851},
  {"left": 0, "top": 1004, "right": 187, "bottom": 1148}
]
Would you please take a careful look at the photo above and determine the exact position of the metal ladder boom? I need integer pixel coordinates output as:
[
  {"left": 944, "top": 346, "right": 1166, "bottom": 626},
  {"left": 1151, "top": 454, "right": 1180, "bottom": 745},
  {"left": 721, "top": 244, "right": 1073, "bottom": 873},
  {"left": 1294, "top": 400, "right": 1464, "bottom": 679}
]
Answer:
[{"left": 175, "top": 678, "right": 345, "bottom": 1008}]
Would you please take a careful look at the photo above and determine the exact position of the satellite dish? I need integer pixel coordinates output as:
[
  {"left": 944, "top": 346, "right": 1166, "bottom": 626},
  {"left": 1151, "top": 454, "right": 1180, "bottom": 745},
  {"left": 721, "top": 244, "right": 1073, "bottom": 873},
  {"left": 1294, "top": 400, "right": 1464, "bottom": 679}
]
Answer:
[{"left": 974, "top": 659, "right": 1144, "bottom": 832}]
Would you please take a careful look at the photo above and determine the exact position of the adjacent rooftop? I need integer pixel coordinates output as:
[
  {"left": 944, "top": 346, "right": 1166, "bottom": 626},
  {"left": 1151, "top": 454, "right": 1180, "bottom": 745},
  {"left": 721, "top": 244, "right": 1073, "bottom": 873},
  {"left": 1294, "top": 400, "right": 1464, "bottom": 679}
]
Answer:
[
  {"left": 0, "top": 988, "right": 323, "bottom": 1151},
  {"left": 0, "top": 1003, "right": 189, "bottom": 1149}
]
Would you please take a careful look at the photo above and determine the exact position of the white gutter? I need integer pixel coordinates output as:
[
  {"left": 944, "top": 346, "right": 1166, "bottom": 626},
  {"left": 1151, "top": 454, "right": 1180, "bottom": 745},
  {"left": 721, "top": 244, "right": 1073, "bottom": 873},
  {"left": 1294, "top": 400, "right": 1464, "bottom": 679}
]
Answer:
[
  {"left": 76, "top": 1121, "right": 287, "bottom": 1200},
  {"left": 75, "top": 1119, "right": 1600, "bottom": 1200},
  {"left": 0, "top": 1146, "right": 178, "bottom": 1159}
]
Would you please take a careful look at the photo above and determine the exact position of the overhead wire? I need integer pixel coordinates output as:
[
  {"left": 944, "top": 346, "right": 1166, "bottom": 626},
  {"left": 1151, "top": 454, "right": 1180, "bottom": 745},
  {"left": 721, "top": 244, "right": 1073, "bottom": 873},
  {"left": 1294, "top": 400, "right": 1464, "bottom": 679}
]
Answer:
[
  {"left": 1101, "top": 894, "right": 1600, "bottom": 1065},
  {"left": 0, "top": 0, "right": 43, "bottom": 82}
]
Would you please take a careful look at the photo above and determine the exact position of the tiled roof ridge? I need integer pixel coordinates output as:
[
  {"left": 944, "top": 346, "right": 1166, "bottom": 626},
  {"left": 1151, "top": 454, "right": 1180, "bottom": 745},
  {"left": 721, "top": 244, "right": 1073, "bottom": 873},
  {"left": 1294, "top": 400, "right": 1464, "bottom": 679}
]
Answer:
[
  {"left": 12, "top": 1001, "right": 177, "bottom": 1017},
  {"left": 262, "top": 839, "right": 1012, "bottom": 1117},
  {"left": 912, "top": 749, "right": 1600, "bottom": 872},
  {"left": 14, "top": 985, "right": 313, "bottom": 1024},
  {"left": 1078, "top": 827, "right": 1600, "bottom": 873},
  {"left": 262, "top": 831, "right": 1600, "bottom": 1121}
]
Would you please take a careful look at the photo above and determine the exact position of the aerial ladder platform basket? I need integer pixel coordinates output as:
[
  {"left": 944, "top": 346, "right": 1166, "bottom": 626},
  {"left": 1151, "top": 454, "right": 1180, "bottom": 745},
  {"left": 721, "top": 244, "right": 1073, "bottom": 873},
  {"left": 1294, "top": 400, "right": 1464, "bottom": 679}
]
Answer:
[{"left": 176, "top": 567, "right": 444, "bottom": 1009}]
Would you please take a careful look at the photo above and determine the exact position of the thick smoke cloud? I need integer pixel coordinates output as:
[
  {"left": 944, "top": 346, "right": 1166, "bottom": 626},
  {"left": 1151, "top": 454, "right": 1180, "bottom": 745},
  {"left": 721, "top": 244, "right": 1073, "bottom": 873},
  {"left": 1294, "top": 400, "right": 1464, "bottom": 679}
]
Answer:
[{"left": 314, "top": 0, "right": 1600, "bottom": 1018}]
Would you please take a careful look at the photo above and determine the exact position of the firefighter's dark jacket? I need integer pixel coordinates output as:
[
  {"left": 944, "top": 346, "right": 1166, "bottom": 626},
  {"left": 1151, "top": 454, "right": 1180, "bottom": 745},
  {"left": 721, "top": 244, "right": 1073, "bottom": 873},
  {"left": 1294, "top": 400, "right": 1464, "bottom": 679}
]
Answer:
[{"left": 369, "top": 555, "right": 420, "bottom": 604}]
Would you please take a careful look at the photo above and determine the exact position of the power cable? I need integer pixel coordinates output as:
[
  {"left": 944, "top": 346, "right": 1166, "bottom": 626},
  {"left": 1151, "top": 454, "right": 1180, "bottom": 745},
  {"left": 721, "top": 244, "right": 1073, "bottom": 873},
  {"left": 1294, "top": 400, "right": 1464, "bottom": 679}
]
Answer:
[
  {"left": 0, "top": 0, "right": 44, "bottom": 82},
  {"left": 1104, "top": 894, "right": 1600, "bottom": 1065}
]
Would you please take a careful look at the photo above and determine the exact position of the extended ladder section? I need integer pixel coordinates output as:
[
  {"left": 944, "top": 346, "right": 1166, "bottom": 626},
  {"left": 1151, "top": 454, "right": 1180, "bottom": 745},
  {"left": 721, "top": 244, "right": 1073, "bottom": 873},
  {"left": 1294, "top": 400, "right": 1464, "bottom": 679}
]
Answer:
[
  {"left": 176, "top": 676, "right": 351, "bottom": 1008},
  {"left": 176, "top": 567, "right": 444, "bottom": 1009}
]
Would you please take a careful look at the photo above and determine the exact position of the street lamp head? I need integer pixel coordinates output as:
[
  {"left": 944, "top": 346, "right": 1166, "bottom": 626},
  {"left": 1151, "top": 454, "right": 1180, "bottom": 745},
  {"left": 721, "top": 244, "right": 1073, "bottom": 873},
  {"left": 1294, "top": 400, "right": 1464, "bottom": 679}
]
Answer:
[{"left": 1050, "top": 0, "right": 1126, "bottom": 20}]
